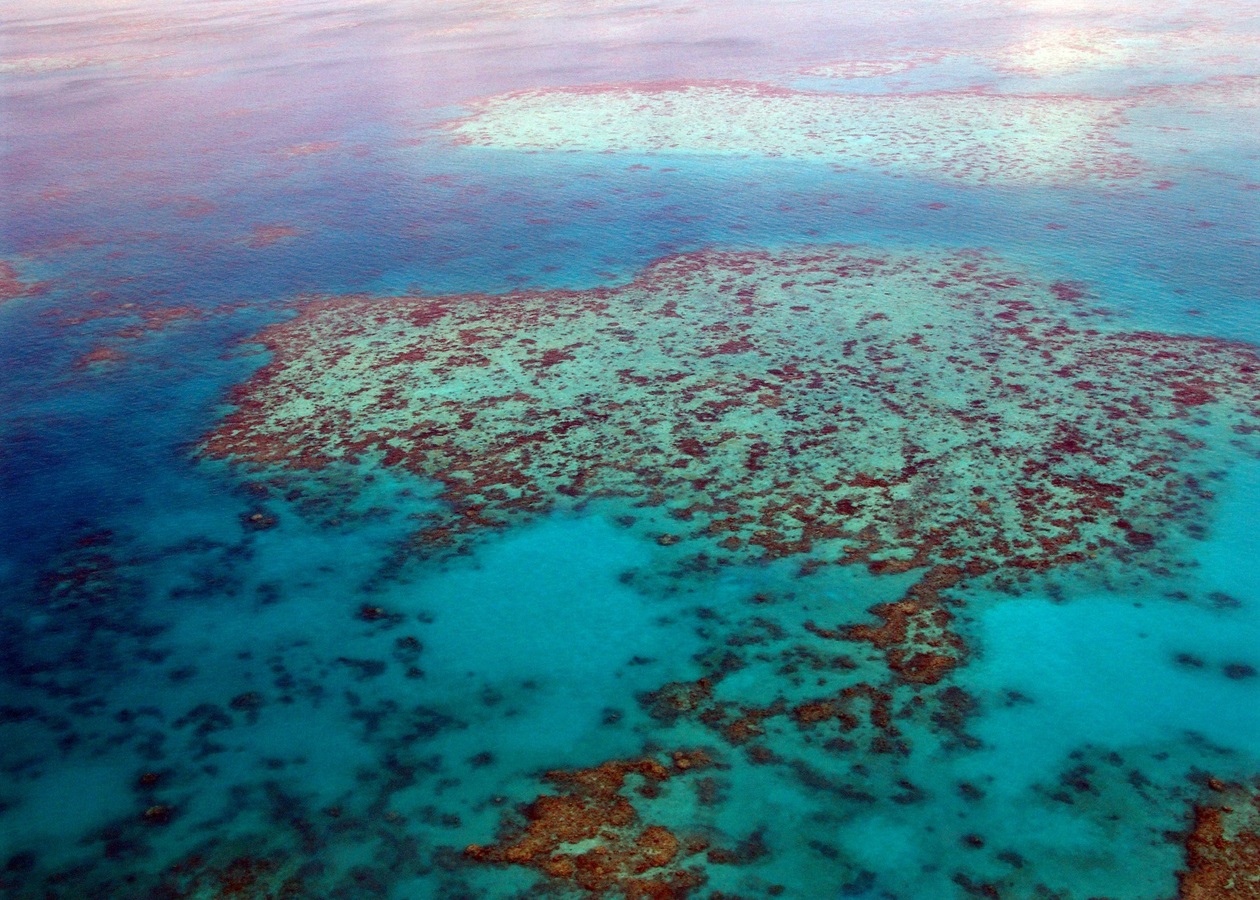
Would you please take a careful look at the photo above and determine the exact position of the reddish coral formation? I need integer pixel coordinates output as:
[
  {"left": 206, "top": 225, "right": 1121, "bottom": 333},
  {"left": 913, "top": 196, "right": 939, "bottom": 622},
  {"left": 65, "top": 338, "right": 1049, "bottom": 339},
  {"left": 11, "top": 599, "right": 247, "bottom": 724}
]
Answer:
[
  {"left": 825, "top": 564, "right": 976, "bottom": 684},
  {"left": 642, "top": 678, "right": 717, "bottom": 724},
  {"left": 247, "top": 224, "right": 302, "bottom": 249},
  {"left": 642, "top": 652, "right": 903, "bottom": 758},
  {"left": 73, "top": 346, "right": 127, "bottom": 370},
  {"left": 0, "top": 260, "right": 49, "bottom": 307},
  {"left": 141, "top": 804, "right": 174, "bottom": 826},
  {"left": 42, "top": 297, "right": 204, "bottom": 337},
  {"left": 791, "top": 699, "right": 839, "bottom": 726},
  {"left": 1179, "top": 781, "right": 1260, "bottom": 899},
  {"left": 241, "top": 510, "right": 279, "bottom": 531},
  {"left": 111, "top": 304, "right": 202, "bottom": 339},
  {"left": 54, "top": 301, "right": 205, "bottom": 372},
  {"left": 49, "top": 297, "right": 205, "bottom": 370},
  {"left": 465, "top": 756, "right": 709, "bottom": 897},
  {"left": 720, "top": 703, "right": 784, "bottom": 746},
  {"left": 669, "top": 750, "right": 712, "bottom": 772}
]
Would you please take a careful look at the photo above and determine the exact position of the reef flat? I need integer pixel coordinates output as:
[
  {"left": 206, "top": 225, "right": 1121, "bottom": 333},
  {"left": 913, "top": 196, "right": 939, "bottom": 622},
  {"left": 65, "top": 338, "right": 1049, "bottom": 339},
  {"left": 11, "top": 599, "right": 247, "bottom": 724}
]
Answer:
[
  {"left": 446, "top": 82, "right": 1142, "bottom": 186},
  {"left": 205, "top": 244, "right": 1260, "bottom": 588}
]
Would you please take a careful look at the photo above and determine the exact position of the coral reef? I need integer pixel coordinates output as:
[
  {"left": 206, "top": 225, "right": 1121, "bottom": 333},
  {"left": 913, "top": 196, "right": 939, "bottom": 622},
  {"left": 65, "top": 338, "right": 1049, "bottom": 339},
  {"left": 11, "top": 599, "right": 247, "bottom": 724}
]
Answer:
[
  {"left": 1179, "top": 779, "right": 1260, "bottom": 899},
  {"left": 204, "top": 246, "right": 1260, "bottom": 679},
  {"left": 443, "top": 81, "right": 1142, "bottom": 186},
  {"left": 0, "top": 260, "right": 49, "bottom": 308},
  {"left": 248, "top": 225, "right": 302, "bottom": 249},
  {"left": 202, "top": 245, "right": 1260, "bottom": 895},
  {"left": 466, "top": 755, "right": 714, "bottom": 898}
]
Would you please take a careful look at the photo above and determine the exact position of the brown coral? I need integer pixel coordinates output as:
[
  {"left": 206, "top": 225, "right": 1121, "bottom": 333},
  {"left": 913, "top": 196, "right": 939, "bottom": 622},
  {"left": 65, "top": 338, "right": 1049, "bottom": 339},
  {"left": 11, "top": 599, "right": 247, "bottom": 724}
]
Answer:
[
  {"left": 466, "top": 757, "right": 709, "bottom": 897},
  {"left": 1179, "top": 781, "right": 1260, "bottom": 899}
]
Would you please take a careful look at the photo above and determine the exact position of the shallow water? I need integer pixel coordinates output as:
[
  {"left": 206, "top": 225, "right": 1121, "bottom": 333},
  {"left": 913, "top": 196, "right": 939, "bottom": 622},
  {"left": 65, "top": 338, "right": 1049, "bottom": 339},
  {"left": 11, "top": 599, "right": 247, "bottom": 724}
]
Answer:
[{"left": 3, "top": 1, "right": 1260, "bottom": 898}]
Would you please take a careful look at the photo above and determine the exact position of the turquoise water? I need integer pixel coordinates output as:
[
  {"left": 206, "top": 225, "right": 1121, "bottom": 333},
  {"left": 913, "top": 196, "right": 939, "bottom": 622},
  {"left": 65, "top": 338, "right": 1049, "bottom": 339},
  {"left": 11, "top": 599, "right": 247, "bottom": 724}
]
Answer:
[{"left": 3, "top": 1, "right": 1260, "bottom": 897}]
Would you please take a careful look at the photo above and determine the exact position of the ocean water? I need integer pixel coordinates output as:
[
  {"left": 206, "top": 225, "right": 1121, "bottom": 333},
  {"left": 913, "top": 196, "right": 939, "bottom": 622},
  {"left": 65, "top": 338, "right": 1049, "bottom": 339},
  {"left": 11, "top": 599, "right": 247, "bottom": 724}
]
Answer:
[{"left": 2, "top": 1, "right": 1260, "bottom": 898}]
